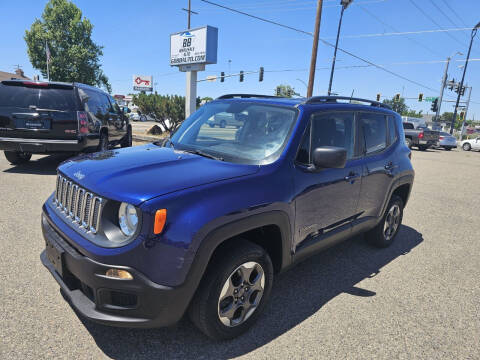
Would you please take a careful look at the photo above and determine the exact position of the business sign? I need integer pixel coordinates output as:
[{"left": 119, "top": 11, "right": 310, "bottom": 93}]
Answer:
[
  {"left": 132, "top": 75, "right": 153, "bottom": 91},
  {"left": 170, "top": 26, "right": 218, "bottom": 67}
]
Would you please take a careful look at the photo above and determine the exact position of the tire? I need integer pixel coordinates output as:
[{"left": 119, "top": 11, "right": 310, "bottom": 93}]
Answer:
[
  {"left": 444, "top": 147, "right": 452, "bottom": 151},
  {"left": 188, "top": 240, "right": 274, "bottom": 340},
  {"left": 418, "top": 145, "right": 428, "bottom": 151},
  {"left": 4, "top": 151, "right": 32, "bottom": 165},
  {"left": 97, "top": 131, "right": 109, "bottom": 151},
  {"left": 405, "top": 138, "right": 412, "bottom": 149},
  {"left": 462, "top": 143, "right": 471, "bottom": 151},
  {"left": 366, "top": 195, "right": 404, "bottom": 248},
  {"left": 121, "top": 126, "right": 132, "bottom": 148},
  {"left": 220, "top": 120, "right": 226, "bottom": 128},
  {"left": 209, "top": 123, "right": 214, "bottom": 128}
]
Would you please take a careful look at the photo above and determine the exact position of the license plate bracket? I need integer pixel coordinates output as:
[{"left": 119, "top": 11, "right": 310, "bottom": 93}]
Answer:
[{"left": 45, "top": 237, "right": 65, "bottom": 277}]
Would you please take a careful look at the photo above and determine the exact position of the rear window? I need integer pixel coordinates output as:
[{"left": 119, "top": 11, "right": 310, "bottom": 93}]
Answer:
[
  {"left": 403, "top": 122, "right": 414, "bottom": 129},
  {"left": 0, "top": 84, "right": 76, "bottom": 111}
]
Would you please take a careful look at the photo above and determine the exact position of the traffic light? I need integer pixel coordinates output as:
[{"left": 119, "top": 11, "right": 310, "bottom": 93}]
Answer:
[
  {"left": 275, "top": 87, "right": 281, "bottom": 96},
  {"left": 376, "top": 93, "right": 381, "bottom": 101},
  {"left": 460, "top": 111, "right": 465, "bottom": 120},
  {"left": 220, "top": 72, "right": 225, "bottom": 82},
  {"left": 431, "top": 98, "right": 438, "bottom": 112},
  {"left": 259, "top": 67, "right": 264, "bottom": 82},
  {"left": 418, "top": 93, "right": 423, "bottom": 102},
  {"left": 460, "top": 86, "right": 466, "bottom": 96},
  {"left": 454, "top": 83, "right": 459, "bottom": 93},
  {"left": 394, "top": 93, "right": 401, "bottom": 102},
  {"left": 239, "top": 71, "right": 244, "bottom": 82}
]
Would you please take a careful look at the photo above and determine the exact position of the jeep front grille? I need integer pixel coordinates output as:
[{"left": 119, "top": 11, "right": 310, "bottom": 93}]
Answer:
[{"left": 54, "top": 174, "right": 104, "bottom": 234}]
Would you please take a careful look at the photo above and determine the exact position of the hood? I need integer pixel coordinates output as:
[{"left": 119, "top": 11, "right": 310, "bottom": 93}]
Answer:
[{"left": 58, "top": 144, "right": 259, "bottom": 205}]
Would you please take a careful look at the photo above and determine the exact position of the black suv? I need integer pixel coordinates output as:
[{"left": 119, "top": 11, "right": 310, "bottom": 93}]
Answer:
[{"left": 0, "top": 80, "right": 132, "bottom": 164}]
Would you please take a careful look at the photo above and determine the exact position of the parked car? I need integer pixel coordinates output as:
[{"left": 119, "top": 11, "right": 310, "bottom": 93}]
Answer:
[
  {"left": 437, "top": 132, "right": 457, "bottom": 150},
  {"left": 460, "top": 137, "right": 480, "bottom": 151},
  {"left": 403, "top": 122, "right": 439, "bottom": 150},
  {"left": 130, "top": 113, "right": 147, "bottom": 122},
  {"left": 207, "top": 112, "right": 244, "bottom": 128},
  {"left": 0, "top": 80, "right": 132, "bottom": 164},
  {"left": 40, "top": 94, "right": 414, "bottom": 340}
]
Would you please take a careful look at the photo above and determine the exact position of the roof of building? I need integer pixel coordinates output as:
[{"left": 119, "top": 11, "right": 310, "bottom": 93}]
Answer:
[{"left": 0, "top": 69, "right": 30, "bottom": 81}]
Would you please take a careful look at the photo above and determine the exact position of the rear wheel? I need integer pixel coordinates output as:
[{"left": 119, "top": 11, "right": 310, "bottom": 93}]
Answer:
[
  {"left": 220, "top": 120, "right": 226, "bottom": 128},
  {"left": 462, "top": 143, "right": 471, "bottom": 151},
  {"left": 189, "top": 240, "right": 273, "bottom": 340},
  {"left": 366, "top": 195, "right": 404, "bottom": 248},
  {"left": 418, "top": 145, "right": 428, "bottom": 151},
  {"left": 444, "top": 147, "right": 452, "bottom": 151},
  {"left": 98, "top": 131, "right": 109, "bottom": 151},
  {"left": 121, "top": 126, "right": 132, "bottom": 148},
  {"left": 4, "top": 151, "right": 32, "bottom": 165}
]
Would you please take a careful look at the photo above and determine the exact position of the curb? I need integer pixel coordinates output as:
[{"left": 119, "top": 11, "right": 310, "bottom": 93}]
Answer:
[{"left": 132, "top": 134, "right": 164, "bottom": 142}]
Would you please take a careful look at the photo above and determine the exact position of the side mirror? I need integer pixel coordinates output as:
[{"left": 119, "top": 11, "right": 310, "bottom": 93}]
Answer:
[{"left": 312, "top": 146, "right": 347, "bottom": 169}]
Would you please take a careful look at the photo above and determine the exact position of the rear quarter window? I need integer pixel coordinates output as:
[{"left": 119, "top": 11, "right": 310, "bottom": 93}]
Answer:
[{"left": 0, "top": 84, "right": 76, "bottom": 111}]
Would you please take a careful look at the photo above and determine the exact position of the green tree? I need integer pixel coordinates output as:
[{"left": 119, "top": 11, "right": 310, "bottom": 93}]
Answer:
[
  {"left": 274, "top": 84, "right": 299, "bottom": 98},
  {"left": 25, "top": 0, "right": 111, "bottom": 92},
  {"left": 402, "top": 109, "right": 423, "bottom": 118},
  {"left": 132, "top": 93, "right": 201, "bottom": 132},
  {"left": 382, "top": 97, "right": 408, "bottom": 114}
]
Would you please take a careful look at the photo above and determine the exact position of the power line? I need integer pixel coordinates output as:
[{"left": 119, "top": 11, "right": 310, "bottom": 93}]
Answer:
[
  {"left": 439, "top": 0, "right": 468, "bottom": 27},
  {"left": 407, "top": 0, "right": 467, "bottom": 48},
  {"left": 334, "top": 27, "right": 472, "bottom": 40},
  {"left": 357, "top": 4, "right": 442, "bottom": 56},
  {"left": 199, "top": 0, "right": 440, "bottom": 92},
  {"left": 427, "top": 0, "right": 458, "bottom": 28}
]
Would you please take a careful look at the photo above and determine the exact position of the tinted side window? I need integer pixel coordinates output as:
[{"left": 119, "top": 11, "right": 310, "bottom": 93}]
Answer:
[
  {"left": 311, "top": 111, "right": 355, "bottom": 159},
  {"left": 359, "top": 112, "right": 387, "bottom": 154},
  {"left": 296, "top": 122, "right": 311, "bottom": 164},
  {"left": 387, "top": 116, "right": 398, "bottom": 145},
  {"left": 0, "top": 85, "right": 75, "bottom": 110}
]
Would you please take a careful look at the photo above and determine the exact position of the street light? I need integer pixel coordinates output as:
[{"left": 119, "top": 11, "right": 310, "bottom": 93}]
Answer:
[
  {"left": 449, "top": 21, "right": 480, "bottom": 135},
  {"left": 327, "top": 0, "right": 353, "bottom": 96}
]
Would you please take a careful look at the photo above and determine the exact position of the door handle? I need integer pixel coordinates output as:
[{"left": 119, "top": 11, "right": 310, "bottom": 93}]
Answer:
[
  {"left": 344, "top": 172, "right": 360, "bottom": 182},
  {"left": 384, "top": 162, "right": 394, "bottom": 170}
]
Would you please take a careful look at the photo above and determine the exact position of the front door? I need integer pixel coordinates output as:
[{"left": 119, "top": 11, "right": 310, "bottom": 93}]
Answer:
[{"left": 293, "top": 111, "right": 362, "bottom": 249}]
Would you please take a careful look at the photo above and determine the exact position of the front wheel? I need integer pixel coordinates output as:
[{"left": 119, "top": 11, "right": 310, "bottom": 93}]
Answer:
[
  {"left": 444, "top": 147, "right": 452, "bottom": 151},
  {"left": 188, "top": 240, "right": 273, "bottom": 340},
  {"left": 366, "top": 195, "right": 404, "bottom": 248},
  {"left": 405, "top": 138, "right": 412, "bottom": 149},
  {"left": 97, "top": 132, "right": 109, "bottom": 151},
  {"left": 220, "top": 120, "right": 226, "bottom": 128},
  {"left": 462, "top": 143, "right": 471, "bottom": 151},
  {"left": 4, "top": 151, "right": 32, "bottom": 165}
]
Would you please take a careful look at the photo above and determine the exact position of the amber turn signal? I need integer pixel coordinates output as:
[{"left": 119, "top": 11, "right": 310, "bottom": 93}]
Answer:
[
  {"left": 105, "top": 268, "right": 133, "bottom": 280},
  {"left": 154, "top": 209, "right": 167, "bottom": 234}
]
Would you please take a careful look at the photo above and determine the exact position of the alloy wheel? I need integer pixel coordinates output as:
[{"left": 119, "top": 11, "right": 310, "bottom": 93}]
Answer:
[
  {"left": 384, "top": 204, "right": 401, "bottom": 241},
  {"left": 217, "top": 261, "right": 265, "bottom": 327}
]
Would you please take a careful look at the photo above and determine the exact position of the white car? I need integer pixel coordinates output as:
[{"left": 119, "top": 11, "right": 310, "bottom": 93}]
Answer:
[{"left": 461, "top": 137, "right": 480, "bottom": 151}]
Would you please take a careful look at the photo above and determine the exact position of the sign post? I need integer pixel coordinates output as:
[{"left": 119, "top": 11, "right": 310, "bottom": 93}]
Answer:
[{"left": 170, "top": 26, "right": 218, "bottom": 118}]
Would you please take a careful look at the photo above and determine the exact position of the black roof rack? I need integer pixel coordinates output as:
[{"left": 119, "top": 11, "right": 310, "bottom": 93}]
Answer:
[
  {"left": 304, "top": 96, "right": 391, "bottom": 109},
  {"left": 216, "top": 94, "right": 287, "bottom": 100}
]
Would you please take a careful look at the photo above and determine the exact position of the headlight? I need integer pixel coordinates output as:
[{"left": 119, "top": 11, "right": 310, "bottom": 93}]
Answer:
[{"left": 118, "top": 202, "right": 138, "bottom": 237}]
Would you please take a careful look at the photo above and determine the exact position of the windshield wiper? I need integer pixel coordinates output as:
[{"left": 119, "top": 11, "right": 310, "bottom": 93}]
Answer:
[{"left": 183, "top": 149, "right": 224, "bottom": 161}]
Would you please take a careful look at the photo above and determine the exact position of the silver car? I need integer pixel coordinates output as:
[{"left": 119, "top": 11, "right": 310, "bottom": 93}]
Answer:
[{"left": 438, "top": 132, "right": 457, "bottom": 151}]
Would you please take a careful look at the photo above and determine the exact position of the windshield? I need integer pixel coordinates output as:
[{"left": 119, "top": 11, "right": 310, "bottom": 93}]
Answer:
[{"left": 169, "top": 101, "right": 298, "bottom": 164}]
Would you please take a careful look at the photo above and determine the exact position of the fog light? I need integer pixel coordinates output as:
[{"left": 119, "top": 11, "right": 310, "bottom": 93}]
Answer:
[{"left": 105, "top": 269, "right": 133, "bottom": 280}]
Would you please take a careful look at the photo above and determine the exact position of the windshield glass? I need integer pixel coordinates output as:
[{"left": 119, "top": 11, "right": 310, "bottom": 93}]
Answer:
[{"left": 169, "top": 101, "right": 298, "bottom": 164}]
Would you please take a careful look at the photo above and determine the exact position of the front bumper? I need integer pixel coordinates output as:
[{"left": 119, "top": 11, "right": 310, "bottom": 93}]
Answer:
[
  {"left": 0, "top": 136, "right": 87, "bottom": 153},
  {"left": 40, "top": 213, "right": 189, "bottom": 328}
]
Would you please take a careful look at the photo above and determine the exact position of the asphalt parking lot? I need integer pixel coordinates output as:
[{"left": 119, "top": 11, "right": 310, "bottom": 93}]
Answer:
[{"left": 1, "top": 146, "right": 479, "bottom": 359}]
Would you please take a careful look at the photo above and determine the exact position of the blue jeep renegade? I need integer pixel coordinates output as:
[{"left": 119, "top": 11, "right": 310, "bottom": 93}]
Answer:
[{"left": 41, "top": 95, "right": 414, "bottom": 340}]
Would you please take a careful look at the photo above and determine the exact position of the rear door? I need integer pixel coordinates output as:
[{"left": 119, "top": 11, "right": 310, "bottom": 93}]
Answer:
[
  {"left": 356, "top": 112, "right": 396, "bottom": 219},
  {"left": 0, "top": 81, "right": 78, "bottom": 140},
  {"left": 107, "top": 95, "right": 126, "bottom": 139}
]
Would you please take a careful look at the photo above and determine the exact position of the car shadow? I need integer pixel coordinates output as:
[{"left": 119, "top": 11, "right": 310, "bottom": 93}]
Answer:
[
  {"left": 76, "top": 225, "right": 423, "bottom": 360},
  {"left": 2, "top": 154, "right": 74, "bottom": 175}
]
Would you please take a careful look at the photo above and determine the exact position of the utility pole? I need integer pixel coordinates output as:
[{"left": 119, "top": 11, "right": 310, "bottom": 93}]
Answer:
[
  {"left": 307, "top": 0, "right": 324, "bottom": 98},
  {"left": 182, "top": 0, "right": 199, "bottom": 118},
  {"left": 458, "top": 86, "right": 472, "bottom": 140},
  {"left": 450, "top": 22, "right": 480, "bottom": 134},
  {"left": 436, "top": 52, "right": 462, "bottom": 122}
]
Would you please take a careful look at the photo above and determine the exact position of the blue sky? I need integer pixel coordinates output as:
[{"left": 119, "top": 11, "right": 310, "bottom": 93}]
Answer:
[{"left": 1, "top": 0, "right": 479, "bottom": 119}]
